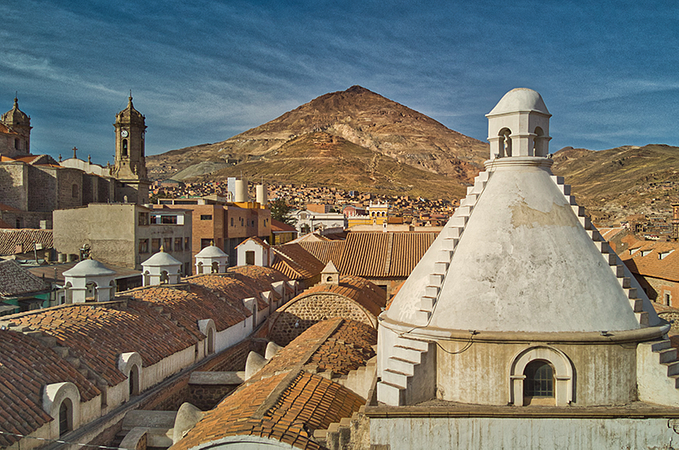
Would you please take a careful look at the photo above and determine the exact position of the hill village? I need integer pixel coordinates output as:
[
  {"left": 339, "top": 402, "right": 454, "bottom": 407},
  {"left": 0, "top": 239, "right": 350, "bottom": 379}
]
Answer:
[{"left": 4, "top": 89, "right": 679, "bottom": 449}]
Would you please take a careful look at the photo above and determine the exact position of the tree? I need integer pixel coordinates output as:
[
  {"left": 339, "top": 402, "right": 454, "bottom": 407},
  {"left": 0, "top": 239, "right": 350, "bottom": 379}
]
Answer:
[{"left": 269, "top": 198, "right": 296, "bottom": 226}]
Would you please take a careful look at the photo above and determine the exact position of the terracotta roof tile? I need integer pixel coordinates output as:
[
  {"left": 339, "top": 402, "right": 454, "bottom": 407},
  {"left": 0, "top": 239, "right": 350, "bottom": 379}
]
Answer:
[
  {"left": 619, "top": 237, "right": 679, "bottom": 282},
  {"left": 287, "top": 275, "right": 386, "bottom": 317},
  {"left": 298, "top": 241, "right": 346, "bottom": 265},
  {"left": 0, "top": 330, "right": 100, "bottom": 447},
  {"left": 0, "top": 229, "right": 53, "bottom": 256},
  {"left": 6, "top": 302, "right": 200, "bottom": 386},
  {"left": 0, "top": 260, "right": 50, "bottom": 297},
  {"left": 338, "top": 232, "right": 437, "bottom": 278},
  {"left": 272, "top": 244, "right": 325, "bottom": 280}
]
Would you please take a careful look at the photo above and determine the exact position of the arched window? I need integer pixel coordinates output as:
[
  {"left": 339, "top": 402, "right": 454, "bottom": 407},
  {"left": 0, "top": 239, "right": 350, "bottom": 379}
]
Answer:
[
  {"left": 122, "top": 139, "right": 128, "bottom": 157},
  {"left": 499, "top": 128, "right": 512, "bottom": 157},
  {"left": 59, "top": 398, "right": 72, "bottom": 436},
  {"left": 524, "top": 360, "right": 554, "bottom": 399},
  {"left": 160, "top": 270, "right": 169, "bottom": 284},
  {"left": 207, "top": 327, "right": 215, "bottom": 354},
  {"left": 534, "top": 126, "right": 545, "bottom": 156},
  {"left": 197, "top": 261, "right": 203, "bottom": 274},
  {"left": 211, "top": 261, "right": 219, "bottom": 273}
]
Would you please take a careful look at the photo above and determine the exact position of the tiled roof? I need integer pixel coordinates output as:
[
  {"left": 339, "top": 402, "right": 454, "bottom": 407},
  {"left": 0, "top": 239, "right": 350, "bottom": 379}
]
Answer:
[
  {"left": 0, "top": 259, "right": 50, "bottom": 297},
  {"left": 171, "top": 318, "right": 371, "bottom": 450},
  {"left": 0, "top": 228, "right": 53, "bottom": 256},
  {"left": 271, "top": 219, "right": 297, "bottom": 232},
  {"left": 0, "top": 329, "right": 100, "bottom": 448},
  {"left": 236, "top": 236, "right": 271, "bottom": 250},
  {"left": 272, "top": 243, "right": 325, "bottom": 280},
  {"left": 338, "top": 232, "right": 437, "bottom": 278},
  {"left": 298, "top": 240, "right": 346, "bottom": 264},
  {"left": 5, "top": 302, "right": 201, "bottom": 386},
  {"left": 599, "top": 227, "right": 626, "bottom": 241},
  {"left": 0, "top": 202, "right": 21, "bottom": 212},
  {"left": 620, "top": 236, "right": 679, "bottom": 282},
  {"left": 288, "top": 275, "right": 386, "bottom": 318}
]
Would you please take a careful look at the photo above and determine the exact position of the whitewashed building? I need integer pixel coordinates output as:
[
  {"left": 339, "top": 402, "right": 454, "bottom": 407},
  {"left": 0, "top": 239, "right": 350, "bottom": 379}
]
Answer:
[{"left": 369, "top": 88, "right": 679, "bottom": 449}]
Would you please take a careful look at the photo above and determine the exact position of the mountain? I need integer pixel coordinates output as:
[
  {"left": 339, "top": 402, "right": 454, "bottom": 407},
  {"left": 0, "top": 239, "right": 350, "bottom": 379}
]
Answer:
[
  {"left": 551, "top": 144, "right": 679, "bottom": 226},
  {"left": 146, "top": 86, "right": 489, "bottom": 199}
]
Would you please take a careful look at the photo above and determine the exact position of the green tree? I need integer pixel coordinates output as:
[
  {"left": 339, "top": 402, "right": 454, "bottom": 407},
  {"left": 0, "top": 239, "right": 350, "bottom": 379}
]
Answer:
[{"left": 269, "top": 198, "right": 296, "bottom": 226}]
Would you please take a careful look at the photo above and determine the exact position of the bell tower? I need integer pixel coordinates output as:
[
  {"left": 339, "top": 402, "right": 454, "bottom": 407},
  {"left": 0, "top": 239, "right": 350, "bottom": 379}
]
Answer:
[
  {"left": 112, "top": 95, "right": 149, "bottom": 204},
  {"left": 1, "top": 96, "right": 32, "bottom": 157}
]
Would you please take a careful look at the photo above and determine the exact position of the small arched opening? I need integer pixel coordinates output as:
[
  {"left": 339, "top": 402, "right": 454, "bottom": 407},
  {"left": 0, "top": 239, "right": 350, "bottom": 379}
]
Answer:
[
  {"left": 128, "top": 364, "right": 141, "bottom": 397},
  {"left": 533, "top": 126, "right": 546, "bottom": 157},
  {"left": 211, "top": 261, "right": 219, "bottom": 273},
  {"left": 197, "top": 261, "right": 203, "bottom": 274},
  {"left": 160, "top": 270, "right": 169, "bottom": 284},
  {"left": 207, "top": 327, "right": 216, "bottom": 354},
  {"left": 59, "top": 398, "right": 73, "bottom": 436},
  {"left": 122, "top": 139, "right": 128, "bottom": 157},
  {"left": 499, "top": 128, "right": 512, "bottom": 157},
  {"left": 523, "top": 359, "right": 554, "bottom": 405},
  {"left": 85, "top": 282, "right": 97, "bottom": 301},
  {"left": 15, "top": 138, "right": 20, "bottom": 150}
]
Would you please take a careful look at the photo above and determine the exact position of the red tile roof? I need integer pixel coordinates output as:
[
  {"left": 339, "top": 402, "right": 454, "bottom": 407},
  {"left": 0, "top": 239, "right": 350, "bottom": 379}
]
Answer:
[
  {"left": 5, "top": 302, "right": 201, "bottom": 386},
  {"left": 171, "top": 318, "right": 371, "bottom": 450},
  {"left": 271, "top": 219, "right": 297, "bottom": 232},
  {"left": 298, "top": 240, "right": 346, "bottom": 265},
  {"left": 0, "top": 330, "right": 100, "bottom": 447},
  {"left": 338, "top": 232, "right": 437, "bottom": 278},
  {"left": 0, "top": 228, "right": 53, "bottom": 256},
  {"left": 620, "top": 236, "right": 679, "bottom": 282},
  {"left": 272, "top": 243, "right": 325, "bottom": 280}
]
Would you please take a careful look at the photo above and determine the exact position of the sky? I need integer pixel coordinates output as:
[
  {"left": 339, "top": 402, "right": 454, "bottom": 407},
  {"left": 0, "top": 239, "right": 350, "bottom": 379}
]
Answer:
[{"left": 2, "top": 0, "right": 678, "bottom": 165}]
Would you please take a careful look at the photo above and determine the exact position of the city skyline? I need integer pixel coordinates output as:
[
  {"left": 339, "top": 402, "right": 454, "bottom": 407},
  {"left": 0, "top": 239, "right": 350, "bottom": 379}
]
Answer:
[{"left": 2, "top": 0, "right": 678, "bottom": 165}]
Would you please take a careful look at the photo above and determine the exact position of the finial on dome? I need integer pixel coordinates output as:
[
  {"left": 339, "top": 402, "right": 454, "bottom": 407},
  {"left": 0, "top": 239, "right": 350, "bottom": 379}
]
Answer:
[
  {"left": 160, "top": 245, "right": 165, "bottom": 252},
  {"left": 210, "top": 240, "right": 214, "bottom": 246}
]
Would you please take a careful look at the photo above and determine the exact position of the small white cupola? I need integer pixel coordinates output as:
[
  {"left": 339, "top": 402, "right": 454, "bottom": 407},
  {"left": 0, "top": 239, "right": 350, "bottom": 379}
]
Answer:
[
  {"left": 486, "top": 88, "right": 552, "bottom": 159},
  {"left": 320, "top": 260, "right": 340, "bottom": 286},
  {"left": 62, "top": 259, "right": 116, "bottom": 303},
  {"left": 141, "top": 247, "right": 182, "bottom": 286},
  {"left": 195, "top": 242, "right": 229, "bottom": 274}
]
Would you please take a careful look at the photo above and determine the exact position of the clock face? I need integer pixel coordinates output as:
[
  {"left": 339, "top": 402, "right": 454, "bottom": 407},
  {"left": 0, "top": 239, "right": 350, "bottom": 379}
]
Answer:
[{"left": 121, "top": 130, "right": 129, "bottom": 138}]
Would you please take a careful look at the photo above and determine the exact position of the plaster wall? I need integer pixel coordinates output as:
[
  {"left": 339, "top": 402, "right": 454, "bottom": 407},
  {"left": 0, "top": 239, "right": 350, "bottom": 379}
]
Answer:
[
  {"left": 102, "top": 382, "right": 128, "bottom": 414},
  {"left": 215, "top": 317, "right": 254, "bottom": 353},
  {"left": 436, "top": 339, "right": 637, "bottom": 406},
  {"left": 79, "top": 395, "right": 102, "bottom": 431},
  {"left": 370, "top": 416, "right": 679, "bottom": 450},
  {"left": 141, "top": 346, "right": 196, "bottom": 392},
  {"left": 0, "top": 163, "right": 27, "bottom": 210},
  {"left": 5, "top": 422, "right": 51, "bottom": 450},
  {"left": 637, "top": 341, "right": 679, "bottom": 407}
]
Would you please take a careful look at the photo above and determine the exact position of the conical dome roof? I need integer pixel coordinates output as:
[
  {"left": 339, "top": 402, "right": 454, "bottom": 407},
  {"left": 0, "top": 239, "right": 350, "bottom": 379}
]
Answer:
[
  {"left": 385, "top": 158, "right": 644, "bottom": 333},
  {"left": 63, "top": 259, "right": 116, "bottom": 277},
  {"left": 116, "top": 96, "right": 144, "bottom": 124},
  {"left": 2, "top": 97, "right": 30, "bottom": 126},
  {"left": 142, "top": 249, "right": 181, "bottom": 267},
  {"left": 196, "top": 245, "right": 228, "bottom": 258}
]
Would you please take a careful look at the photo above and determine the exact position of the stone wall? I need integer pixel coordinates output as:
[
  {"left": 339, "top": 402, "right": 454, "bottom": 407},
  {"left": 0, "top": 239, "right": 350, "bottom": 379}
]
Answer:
[
  {"left": 0, "top": 163, "right": 28, "bottom": 210},
  {"left": 269, "top": 294, "right": 375, "bottom": 346}
]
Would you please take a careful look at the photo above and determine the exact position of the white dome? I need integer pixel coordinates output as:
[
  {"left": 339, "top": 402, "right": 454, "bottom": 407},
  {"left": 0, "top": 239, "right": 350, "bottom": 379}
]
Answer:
[
  {"left": 195, "top": 245, "right": 228, "bottom": 258},
  {"left": 142, "top": 251, "right": 182, "bottom": 267},
  {"left": 63, "top": 259, "right": 116, "bottom": 277},
  {"left": 386, "top": 158, "right": 641, "bottom": 333},
  {"left": 487, "top": 88, "right": 550, "bottom": 116}
]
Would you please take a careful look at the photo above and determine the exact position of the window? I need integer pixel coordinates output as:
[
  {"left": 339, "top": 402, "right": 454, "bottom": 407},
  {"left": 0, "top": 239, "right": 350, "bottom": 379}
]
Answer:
[
  {"left": 200, "top": 214, "right": 213, "bottom": 221},
  {"left": 231, "top": 217, "right": 234, "bottom": 226},
  {"left": 524, "top": 360, "right": 554, "bottom": 398},
  {"left": 59, "top": 399, "right": 72, "bottom": 436},
  {"left": 174, "top": 237, "right": 183, "bottom": 251},
  {"left": 138, "top": 212, "right": 149, "bottom": 226},
  {"left": 138, "top": 239, "right": 149, "bottom": 253},
  {"left": 160, "top": 215, "right": 178, "bottom": 224},
  {"left": 15, "top": 138, "right": 20, "bottom": 150},
  {"left": 122, "top": 139, "right": 128, "bottom": 157},
  {"left": 163, "top": 238, "right": 172, "bottom": 251},
  {"left": 201, "top": 238, "right": 212, "bottom": 249},
  {"left": 151, "top": 238, "right": 161, "bottom": 253},
  {"left": 245, "top": 250, "right": 255, "bottom": 265},
  {"left": 184, "top": 237, "right": 190, "bottom": 250},
  {"left": 665, "top": 292, "right": 672, "bottom": 306}
]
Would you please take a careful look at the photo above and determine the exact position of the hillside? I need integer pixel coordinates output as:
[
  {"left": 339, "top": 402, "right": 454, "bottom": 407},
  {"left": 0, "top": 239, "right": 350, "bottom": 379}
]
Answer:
[
  {"left": 551, "top": 144, "right": 679, "bottom": 225},
  {"left": 146, "top": 86, "right": 488, "bottom": 199}
]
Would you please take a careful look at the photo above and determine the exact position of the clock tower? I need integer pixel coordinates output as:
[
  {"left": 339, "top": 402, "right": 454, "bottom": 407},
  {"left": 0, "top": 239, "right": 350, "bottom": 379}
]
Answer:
[{"left": 112, "top": 95, "right": 150, "bottom": 204}]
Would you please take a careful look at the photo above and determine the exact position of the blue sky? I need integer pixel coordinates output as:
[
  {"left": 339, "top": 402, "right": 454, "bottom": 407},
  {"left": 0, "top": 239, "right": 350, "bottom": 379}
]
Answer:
[{"left": 2, "top": 0, "right": 678, "bottom": 165}]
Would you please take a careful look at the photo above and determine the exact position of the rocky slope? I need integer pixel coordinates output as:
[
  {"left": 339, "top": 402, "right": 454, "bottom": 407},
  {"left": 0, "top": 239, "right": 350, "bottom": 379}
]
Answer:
[{"left": 146, "top": 86, "right": 488, "bottom": 199}]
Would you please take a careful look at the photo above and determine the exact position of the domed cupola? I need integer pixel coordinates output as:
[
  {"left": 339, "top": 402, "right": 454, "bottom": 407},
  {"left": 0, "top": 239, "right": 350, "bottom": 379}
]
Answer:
[
  {"left": 62, "top": 259, "right": 116, "bottom": 303},
  {"left": 195, "top": 243, "right": 229, "bottom": 274},
  {"left": 1, "top": 97, "right": 32, "bottom": 156},
  {"left": 376, "top": 88, "right": 664, "bottom": 409},
  {"left": 141, "top": 247, "right": 182, "bottom": 286}
]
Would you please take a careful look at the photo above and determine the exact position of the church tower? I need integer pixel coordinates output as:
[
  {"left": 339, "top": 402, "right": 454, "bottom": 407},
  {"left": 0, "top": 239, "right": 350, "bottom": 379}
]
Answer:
[
  {"left": 1, "top": 97, "right": 31, "bottom": 157},
  {"left": 112, "top": 96, "right": 149, "bottom": 204}
]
